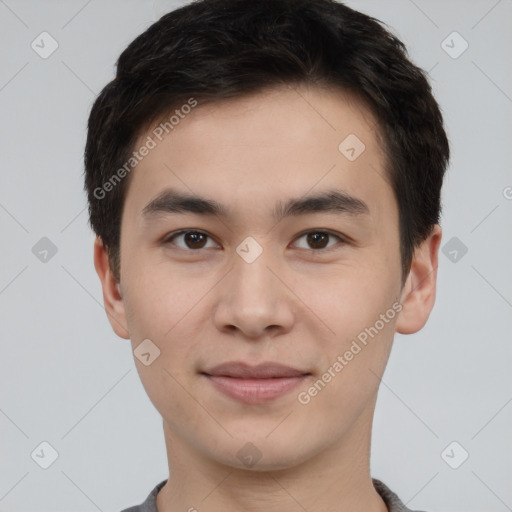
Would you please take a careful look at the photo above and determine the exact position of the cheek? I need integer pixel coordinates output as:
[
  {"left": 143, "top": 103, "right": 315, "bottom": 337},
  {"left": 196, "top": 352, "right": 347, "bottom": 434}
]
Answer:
[
  {"left": 122, "top": 267, "right": 207, "bottom": 421},
  {"left": 302, "top": 285, "right": 398, "bottom": 416},
  {"left": 300, "top": 262, "right": 400, "bottom": 386},
  {"left": 123, "top": 265, "right": 210, "bottom": 383},
  {"left": 309, "top": 264, "right": 399, "bottom": 333},
  {"left": 122, "top": 262, "right": 199, "bottom": 338}
]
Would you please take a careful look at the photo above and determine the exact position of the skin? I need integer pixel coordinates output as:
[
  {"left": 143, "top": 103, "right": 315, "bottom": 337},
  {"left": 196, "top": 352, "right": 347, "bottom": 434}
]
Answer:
[{"left": 94, "top": 83, "right": 441, "bottom": 512}]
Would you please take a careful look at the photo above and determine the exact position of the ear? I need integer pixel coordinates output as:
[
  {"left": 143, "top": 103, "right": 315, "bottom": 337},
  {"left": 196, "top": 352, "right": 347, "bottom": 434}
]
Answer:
[
  {"left": 93, "top": 236, "right": 130, "bottom": 339},
  {"left": 395, "top": 225, "right": 442, "bottom": 335}
]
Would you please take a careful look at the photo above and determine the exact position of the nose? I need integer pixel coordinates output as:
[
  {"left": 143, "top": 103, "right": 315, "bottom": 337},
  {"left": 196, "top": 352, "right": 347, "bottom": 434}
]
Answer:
[{"left": 212, "top": 249, "right": 295, "bottom": 339}]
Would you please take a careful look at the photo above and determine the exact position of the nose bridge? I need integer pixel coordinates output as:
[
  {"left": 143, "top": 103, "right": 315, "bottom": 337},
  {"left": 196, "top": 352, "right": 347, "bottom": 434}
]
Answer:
[
  {"left": 231, "top": 241, "right": 278, "bottom": 307},
  {"left": 213, "top": 240, "right": 294, "bottom": 337}
]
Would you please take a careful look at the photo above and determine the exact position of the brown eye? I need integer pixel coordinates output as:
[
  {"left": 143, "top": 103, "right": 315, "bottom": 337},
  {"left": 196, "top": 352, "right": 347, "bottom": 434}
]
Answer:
[
  {"left": 293, "top": 230, "right": 344, "bottom": 250},
  {"left": 166, "top": 230, "right": 217, "bottom": 250},
  {"left": 183, "top": 232, "right": 207, "bottom": 249},
  {"left": 307, "top": 232, "right": 329, "bottom": 249}
]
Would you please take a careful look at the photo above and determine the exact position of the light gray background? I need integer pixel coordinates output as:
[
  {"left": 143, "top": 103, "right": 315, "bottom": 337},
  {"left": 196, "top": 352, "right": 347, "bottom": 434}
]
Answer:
[{"left": 1, "top": 0, "right": 511, "bottom": 510}]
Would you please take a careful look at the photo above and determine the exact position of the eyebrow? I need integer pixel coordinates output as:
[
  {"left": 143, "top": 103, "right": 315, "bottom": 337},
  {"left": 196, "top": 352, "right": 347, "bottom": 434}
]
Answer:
[{"left": 141, "top": 187, "right": 370, "bottom": 223}]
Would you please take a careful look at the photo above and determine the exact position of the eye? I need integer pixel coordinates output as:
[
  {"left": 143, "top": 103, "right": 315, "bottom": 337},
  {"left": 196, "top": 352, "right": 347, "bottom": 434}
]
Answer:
[
  {"left": 164, "top": 230, "right": 219, "bottom": 250},
  {"left": 292, "top": 230, "right": 345, "bottom": 250},
  {"left": 163, "top": 229, "right": 346, "bottom": 252}
]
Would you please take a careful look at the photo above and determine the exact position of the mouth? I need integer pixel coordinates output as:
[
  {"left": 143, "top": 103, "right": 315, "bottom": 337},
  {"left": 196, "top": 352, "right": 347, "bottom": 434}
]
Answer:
[{"left": 201, "top": 361, "right": 311, "bottom": 404}]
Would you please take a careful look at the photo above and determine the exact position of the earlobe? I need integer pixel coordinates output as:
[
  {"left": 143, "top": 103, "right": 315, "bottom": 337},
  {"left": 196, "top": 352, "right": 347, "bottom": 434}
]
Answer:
[
  {"left": 93, "top": 237, "right": 130, "bottom": 339},
  {"left": 395, "top": 225, "right": 442, "bottom": 335}
]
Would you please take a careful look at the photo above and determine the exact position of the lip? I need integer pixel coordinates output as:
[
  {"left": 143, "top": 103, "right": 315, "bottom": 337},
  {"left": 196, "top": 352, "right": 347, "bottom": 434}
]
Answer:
[
  {"left": 201, "top": 361, "right": 311, "bottom": 405},
  {"left": 203, "top": 361, "right": 309, "bottom": 379}
]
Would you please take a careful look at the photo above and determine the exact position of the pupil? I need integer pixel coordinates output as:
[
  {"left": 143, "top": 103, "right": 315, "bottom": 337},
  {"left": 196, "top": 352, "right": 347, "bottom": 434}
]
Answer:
[
  {"left": 308, "top": 232, "right": 327, "bottom": 249},
  {"left": 186, "top": 232, "right": 206, "bottom": 249},
  {"left": 182, "top": 232, "right": 329, "bottom": 250}
]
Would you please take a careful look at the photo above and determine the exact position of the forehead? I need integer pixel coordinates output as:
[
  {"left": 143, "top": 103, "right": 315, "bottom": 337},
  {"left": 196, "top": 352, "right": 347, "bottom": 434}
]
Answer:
[{"left": 124, "top": 84, "right": 395, "bottom": 225}]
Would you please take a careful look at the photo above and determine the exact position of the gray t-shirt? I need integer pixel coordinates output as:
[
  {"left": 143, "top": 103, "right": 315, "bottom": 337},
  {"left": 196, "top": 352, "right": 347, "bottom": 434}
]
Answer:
[{"left": 120, "top": 478, "right": 425, "bottom": 512}]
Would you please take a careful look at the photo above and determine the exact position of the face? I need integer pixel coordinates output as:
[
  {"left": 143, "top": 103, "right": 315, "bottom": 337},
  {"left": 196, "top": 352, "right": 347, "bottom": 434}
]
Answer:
[{"left": 95, "top": 84, "right": 440, "bottom": 471}]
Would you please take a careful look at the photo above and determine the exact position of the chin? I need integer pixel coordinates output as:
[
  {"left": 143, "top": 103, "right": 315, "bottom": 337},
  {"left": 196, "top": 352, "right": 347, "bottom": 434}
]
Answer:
[{"left": 204, "top": 435, "right": 315, "bottom": 472}]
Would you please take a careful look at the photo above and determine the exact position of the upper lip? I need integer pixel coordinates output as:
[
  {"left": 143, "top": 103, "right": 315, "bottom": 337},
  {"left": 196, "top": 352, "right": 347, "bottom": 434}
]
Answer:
[{"left": 202, "top": 361, "right": 310, "bottom": 379}]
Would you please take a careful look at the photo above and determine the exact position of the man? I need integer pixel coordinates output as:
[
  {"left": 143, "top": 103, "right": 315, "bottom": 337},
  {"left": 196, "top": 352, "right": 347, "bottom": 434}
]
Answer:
[{"left": 85, "top": 0, "right": 449, "bottom": 510}]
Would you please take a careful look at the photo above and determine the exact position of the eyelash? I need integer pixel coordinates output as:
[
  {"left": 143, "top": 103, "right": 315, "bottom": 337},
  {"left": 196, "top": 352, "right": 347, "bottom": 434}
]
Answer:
[{"left": 163, "top": 229, "right": 348, "bottom": 252}]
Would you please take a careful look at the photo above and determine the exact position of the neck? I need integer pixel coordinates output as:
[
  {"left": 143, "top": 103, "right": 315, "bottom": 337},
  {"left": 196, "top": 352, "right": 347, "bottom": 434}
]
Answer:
[{"left": 156, "top": 402, "right": 388, "bottom": 512}]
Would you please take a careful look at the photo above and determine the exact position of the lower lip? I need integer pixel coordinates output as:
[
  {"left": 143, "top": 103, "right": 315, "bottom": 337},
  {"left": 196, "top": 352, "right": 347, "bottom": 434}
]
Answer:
[{"left": 204, "top": 374, "right": 309, "bottom": 404}]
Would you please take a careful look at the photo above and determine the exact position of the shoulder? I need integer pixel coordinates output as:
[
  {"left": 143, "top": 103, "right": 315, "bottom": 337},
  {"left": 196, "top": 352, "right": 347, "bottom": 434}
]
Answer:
[
  {"left": 119, "top": 479, "right": 167, "bottom": 512},
  {"left": 373, "top": 478, "right": 428, "bottom": 512}
]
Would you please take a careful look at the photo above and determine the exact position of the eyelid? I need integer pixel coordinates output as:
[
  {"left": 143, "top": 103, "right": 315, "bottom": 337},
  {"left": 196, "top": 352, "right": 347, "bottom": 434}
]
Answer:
[
  {"left": 293, "top": 228, "right": 349, "bottom": 245},
  {"left": 163, "top": 229, "right": 220, "bottom": 248},
  {"left": 163, "top": 228, "right": 349, "bottom": 250}
]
